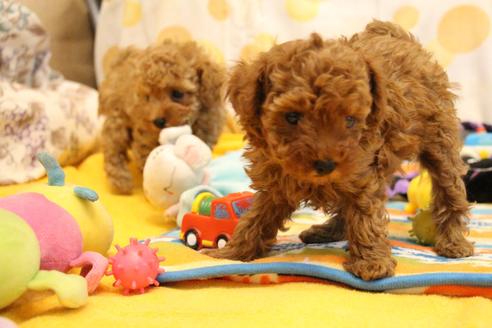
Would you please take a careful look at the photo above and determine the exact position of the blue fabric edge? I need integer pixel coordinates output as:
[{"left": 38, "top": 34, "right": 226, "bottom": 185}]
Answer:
[{"left": 157, "top": 262, "right": 492, "bottom": 291}]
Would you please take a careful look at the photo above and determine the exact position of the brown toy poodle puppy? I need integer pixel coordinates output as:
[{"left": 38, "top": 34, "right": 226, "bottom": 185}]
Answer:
[
  {"left": 99, "top": 40, "right": 226, "bottom": 194},
  {"left": 203, "top": 21, "right": 474, "bottom": 281}
]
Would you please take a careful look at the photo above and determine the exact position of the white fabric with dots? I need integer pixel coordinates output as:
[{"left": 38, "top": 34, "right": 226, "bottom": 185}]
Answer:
[{"left": 95, "top": 0, "right": 492, "bottom": 123}]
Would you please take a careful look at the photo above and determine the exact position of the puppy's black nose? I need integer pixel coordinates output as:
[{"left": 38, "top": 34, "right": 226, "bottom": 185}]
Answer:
[
  {"left": 153, "top": 118, "right": 167, "bottom": 129},
  {"left": 313, "top": 160, "right": 336, "bottom": 176}
]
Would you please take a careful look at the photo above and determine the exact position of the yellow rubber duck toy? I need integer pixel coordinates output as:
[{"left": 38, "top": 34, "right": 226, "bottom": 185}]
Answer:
[
  {"left": 405, "top": 170, "right": 438, "bottom": 245},
  {"left": 405, "top": 170, "right": 432, "bottom": 214}
]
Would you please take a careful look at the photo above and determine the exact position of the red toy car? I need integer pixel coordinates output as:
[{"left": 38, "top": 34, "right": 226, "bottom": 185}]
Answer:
[{"left": 180, "top": 192, "right": 254, "bottom": 250}]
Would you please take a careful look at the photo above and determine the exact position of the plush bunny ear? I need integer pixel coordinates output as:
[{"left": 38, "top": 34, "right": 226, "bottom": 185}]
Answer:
[
  {"left": 228, "top": 56, "right": 271, "bottom": 148},
  {"left": 159, "top": 125, "right": 192, "bottom": 145},
  {"left": 174, "top": 135, "right": 212, "bottom": 171}
]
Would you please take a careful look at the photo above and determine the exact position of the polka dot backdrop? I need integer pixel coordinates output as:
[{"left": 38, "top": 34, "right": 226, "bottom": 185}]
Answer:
[{"left": 95, "top": 0, "right": 492, "bottom": 123}]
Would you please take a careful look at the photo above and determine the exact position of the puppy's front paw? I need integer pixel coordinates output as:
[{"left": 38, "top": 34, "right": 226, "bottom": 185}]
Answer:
[
  {"left": 201, "top": 245, "right": 261, "bottom": 262},
  {"left": 343, "top": 257, "right": 396, "bottom": 281},
  {"left": 434, "top": 235, "right": 474, "bottom": 258}
]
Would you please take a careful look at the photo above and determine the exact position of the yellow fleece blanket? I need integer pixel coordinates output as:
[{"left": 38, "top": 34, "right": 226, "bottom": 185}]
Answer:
[{"left": 1, "top": 134, "right": 492, "bottom": 328}]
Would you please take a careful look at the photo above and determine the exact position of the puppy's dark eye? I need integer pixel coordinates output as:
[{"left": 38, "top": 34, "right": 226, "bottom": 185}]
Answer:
[
  {"left": 345, "top": 116, "right": 356, "bottom": 128},
  {"left": 153, "top": 117, "right": 167, "bottom": 129},
  {"left": 285, "top": 112, "right": 302, "bottom": 125},
  {"left": 144, "top": 95, "right": 150, "bottom": 101},
  {"left": 171, "top": 90, "right": 184, "bottom": 102}
]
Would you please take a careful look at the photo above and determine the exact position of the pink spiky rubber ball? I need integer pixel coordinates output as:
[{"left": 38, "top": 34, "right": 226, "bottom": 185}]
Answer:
[{"left": 106, "top": 238, "right": 165, "bottom": 295}]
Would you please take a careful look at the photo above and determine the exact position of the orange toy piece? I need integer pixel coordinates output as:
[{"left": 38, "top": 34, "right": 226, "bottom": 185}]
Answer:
[{"left": 180, "top": 192, "right": 254, "bottom": 250}]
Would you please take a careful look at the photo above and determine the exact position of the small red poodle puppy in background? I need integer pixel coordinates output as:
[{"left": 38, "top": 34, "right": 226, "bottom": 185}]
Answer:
[
  {"left": 99, "top": 40, "right": 226, "bottom": 194},
  {"left": 204, "top": 21, "right": 474, "bottom": 281}
]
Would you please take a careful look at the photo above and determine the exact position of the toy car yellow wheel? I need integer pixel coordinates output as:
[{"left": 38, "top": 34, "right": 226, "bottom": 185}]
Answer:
[
  {"left": 216, "top": 235, "right": 228, "bottom": 249},
  {"left": 184, "top": 230, "right": 201, "bottom": 250}
]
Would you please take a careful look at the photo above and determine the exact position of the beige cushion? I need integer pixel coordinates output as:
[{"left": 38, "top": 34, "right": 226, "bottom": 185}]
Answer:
[{"left": 19, "top": 0, "right": 96, "bottom": 88}]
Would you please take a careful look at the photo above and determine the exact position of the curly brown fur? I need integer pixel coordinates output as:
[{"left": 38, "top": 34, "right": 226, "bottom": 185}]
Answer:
[
  {"left": 203, "top": 21, "right": 474, "bottom": 281},
  {"left": 99, "top": 40, "right": 226, "bottom": 194}
]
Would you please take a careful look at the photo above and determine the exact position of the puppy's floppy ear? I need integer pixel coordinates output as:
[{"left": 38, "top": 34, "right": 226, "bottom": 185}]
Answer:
[
  {"left": 193, "top": 57, "right": 227, "bottom": 147},
  {"left": 228, "top": 56, "right": 270, "bottom": 148},
  {"left": 196, "top": 61, "right": 227, "bottom": 114},
  {"left": 365, "top": 58, "right": 388, "bottom": 128},
  {"left": 99, "top": 47, "right": 139, "bottom": 116}
]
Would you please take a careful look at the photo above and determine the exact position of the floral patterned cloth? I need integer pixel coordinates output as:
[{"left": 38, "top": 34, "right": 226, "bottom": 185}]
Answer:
[{"left": 0, "top": 0, "right": 100, "bottom": 185}]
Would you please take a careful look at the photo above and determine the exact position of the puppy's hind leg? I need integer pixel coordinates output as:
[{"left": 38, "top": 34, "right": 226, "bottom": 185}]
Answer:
[
  {"left": 419, "top": 118, "right": 474, "bottom": 258},
  {"left": 299, "top": 213, "right": 345, "bottom": 244}
]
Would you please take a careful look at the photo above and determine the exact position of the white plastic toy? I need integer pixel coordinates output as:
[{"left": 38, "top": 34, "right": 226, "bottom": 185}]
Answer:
[{"left": 143, "top": 126, "right": 212, "bottom": 220}]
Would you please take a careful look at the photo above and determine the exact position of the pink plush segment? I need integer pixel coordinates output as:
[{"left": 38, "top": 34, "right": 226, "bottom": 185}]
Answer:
[
  {"left": 0, "top": 192, "right": 82, "bottom": 272},
  {"left": 70, "top": 251, "right": 109, "bottom": 294}
]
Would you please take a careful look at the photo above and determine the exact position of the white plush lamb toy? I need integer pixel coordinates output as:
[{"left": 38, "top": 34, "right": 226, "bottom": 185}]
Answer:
[{"left": 143, "top": 125, "right": 212, "bottom": 220}]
